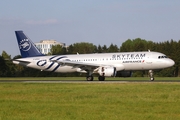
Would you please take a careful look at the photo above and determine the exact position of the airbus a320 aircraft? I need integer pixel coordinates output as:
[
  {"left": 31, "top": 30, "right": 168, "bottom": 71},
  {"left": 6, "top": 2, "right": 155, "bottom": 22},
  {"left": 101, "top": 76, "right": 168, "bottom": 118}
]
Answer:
[{"left": 13, "top": 31, "right": 175, "bottom": 81}]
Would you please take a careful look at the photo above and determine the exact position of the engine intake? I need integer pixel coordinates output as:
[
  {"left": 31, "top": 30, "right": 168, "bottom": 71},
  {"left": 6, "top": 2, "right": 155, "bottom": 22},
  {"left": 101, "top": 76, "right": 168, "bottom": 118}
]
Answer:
[{"left": 98, "top": 67, "right": 116, "bottom": 77}]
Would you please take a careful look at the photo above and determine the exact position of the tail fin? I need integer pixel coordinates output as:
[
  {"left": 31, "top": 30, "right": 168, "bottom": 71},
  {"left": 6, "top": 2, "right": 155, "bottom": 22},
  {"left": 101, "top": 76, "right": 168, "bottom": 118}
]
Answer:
[{"left": 15, "top": 31, "right": 44, "bottom": 58}]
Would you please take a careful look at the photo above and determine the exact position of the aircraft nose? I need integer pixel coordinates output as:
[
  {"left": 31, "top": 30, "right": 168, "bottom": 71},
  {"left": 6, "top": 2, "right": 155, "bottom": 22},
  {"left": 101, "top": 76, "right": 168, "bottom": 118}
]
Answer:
[{"left": 167, "top": 59, "right": 175, "bottom": 67}]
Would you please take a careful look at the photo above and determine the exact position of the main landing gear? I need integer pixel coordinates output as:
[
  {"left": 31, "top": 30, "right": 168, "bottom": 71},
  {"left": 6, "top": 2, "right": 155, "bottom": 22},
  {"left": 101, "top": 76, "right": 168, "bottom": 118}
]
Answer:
[
  {"left": 86, "top": 75, "right": 105, "bottom": 81},
  {"left": 86, "top": 71, "right": 105, "bottom": 81},
  {"left": 98, "top": 73, "right": 105, "bottom": 81},
  {"left": 86, "top": 71, "right": 94, "bottom": 81},
  {"left": 149, "top": 70, "right": 154, "bottom": 81},
  {"left": 86, "top": 75, "right": 94, "bottom": 81}
]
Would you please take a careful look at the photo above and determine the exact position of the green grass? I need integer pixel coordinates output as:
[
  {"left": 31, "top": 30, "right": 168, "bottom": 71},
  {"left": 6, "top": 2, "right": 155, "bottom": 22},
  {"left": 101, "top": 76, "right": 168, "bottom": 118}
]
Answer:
[{"left": 0, "top": 83, "right": 180, "bottom": 120}]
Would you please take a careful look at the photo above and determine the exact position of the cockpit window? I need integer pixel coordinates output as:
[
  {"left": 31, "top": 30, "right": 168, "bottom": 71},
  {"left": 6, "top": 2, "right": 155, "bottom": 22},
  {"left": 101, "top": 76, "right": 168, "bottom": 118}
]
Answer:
[{"left": 158, "top": 56, "right": 168, "bottom": 59}]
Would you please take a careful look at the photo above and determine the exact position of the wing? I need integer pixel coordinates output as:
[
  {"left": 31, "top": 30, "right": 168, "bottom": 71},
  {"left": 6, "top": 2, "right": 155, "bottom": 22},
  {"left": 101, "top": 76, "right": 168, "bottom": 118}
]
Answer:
[{"left": 50, "top": 60, "right": 103, "bottom": 71}]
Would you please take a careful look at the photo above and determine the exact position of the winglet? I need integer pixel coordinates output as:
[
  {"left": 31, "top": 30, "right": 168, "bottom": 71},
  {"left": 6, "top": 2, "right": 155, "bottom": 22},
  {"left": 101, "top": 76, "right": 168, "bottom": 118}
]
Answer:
[{"left": 15, "top": 31, "right": 44, "bottom": 58}]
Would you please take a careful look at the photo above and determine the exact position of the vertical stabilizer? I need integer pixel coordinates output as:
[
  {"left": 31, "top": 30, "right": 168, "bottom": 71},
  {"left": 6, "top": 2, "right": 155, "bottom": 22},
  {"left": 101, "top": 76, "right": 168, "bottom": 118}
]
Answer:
[{"left": 15, "top": 31, "right": 44, "bottom": 58}]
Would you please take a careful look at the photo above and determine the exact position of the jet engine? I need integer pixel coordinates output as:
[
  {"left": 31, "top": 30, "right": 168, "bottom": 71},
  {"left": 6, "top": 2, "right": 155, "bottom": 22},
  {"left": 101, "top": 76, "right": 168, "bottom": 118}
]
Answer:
[{"left": 98, "top": 67, "right": 116, "bottom": 77}]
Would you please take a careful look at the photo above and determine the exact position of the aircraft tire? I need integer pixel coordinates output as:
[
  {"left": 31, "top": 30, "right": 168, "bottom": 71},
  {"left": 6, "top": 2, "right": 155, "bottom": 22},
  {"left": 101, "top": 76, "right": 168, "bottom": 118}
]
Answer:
[
  {"left": 98, "top": 76, "right": 105, "bottom": 81},
  {"left": 86, "top": 76, "right": 93, "bottom": 81}
]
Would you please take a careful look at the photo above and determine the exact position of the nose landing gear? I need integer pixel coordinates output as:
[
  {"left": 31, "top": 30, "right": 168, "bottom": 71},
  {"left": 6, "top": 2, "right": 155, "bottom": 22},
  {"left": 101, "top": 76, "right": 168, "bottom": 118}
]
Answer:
[{"left": 149, "top": 70, "right": 154, "bottom": 81}]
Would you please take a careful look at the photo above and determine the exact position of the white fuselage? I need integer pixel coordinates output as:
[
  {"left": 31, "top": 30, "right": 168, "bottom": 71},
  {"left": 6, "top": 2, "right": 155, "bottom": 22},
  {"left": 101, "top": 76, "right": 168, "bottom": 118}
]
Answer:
[{"left": 13, "top": 51, "right": 175, "bottom": 74}]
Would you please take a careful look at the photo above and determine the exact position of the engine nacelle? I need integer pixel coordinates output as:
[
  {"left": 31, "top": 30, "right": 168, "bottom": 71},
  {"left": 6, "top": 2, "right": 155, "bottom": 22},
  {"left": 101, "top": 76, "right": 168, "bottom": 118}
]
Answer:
[{"left": 98, "top": 67, "right": 116, "bottom": 77}]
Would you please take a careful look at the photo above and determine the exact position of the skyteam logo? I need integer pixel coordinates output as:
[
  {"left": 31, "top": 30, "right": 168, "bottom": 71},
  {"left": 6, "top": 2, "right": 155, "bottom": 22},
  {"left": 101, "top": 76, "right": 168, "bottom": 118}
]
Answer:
[
  {"left": 19, "top": 39, "right": 31, "bottom": 51},
  {"left": 37, "top": 60, "right": 47, "bottom": 66},
  {"left": 36, "top": 56, "right": 68, "bottom": 72}
]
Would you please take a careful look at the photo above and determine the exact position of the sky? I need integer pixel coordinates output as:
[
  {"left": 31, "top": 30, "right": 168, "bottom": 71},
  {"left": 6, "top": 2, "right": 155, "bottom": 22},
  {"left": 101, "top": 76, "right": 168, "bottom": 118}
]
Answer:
[{"left": 1, "top": 0, "right": 180, "bottom": 57}]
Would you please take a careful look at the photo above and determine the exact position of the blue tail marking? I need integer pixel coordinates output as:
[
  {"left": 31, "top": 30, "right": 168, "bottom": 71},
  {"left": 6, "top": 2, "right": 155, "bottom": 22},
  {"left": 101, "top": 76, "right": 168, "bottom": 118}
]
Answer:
[{"left": 15, "top": 31, "right": 44, "bottom": 58}]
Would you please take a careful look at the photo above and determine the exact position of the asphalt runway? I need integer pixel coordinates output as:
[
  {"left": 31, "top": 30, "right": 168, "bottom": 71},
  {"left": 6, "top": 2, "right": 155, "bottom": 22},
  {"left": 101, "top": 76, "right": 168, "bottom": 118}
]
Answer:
[{"left": 0, "top": 80, "right": 180, "bottom": 83}]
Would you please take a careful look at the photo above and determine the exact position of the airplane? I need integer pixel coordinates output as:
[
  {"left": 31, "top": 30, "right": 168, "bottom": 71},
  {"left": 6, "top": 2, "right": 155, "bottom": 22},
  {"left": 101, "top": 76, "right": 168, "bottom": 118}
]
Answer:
[{"left": 13, "top": 31, "right": 175, "bottom": 81}]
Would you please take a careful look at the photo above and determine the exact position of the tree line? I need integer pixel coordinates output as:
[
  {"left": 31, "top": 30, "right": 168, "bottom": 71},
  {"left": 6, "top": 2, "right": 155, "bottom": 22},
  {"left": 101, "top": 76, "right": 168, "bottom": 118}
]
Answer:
[{"left": 0, "top": 38, "right": 179, "bottom": 77}]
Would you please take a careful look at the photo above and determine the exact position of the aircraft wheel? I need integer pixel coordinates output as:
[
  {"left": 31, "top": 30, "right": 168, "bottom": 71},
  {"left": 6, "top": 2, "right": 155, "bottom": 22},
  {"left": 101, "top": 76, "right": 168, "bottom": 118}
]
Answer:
[
  {"left": 98, "top": 76, "right": 105, "bottom": 81},
  {"left": 86, "top": 76, "right": 93, "bottom": 81}
]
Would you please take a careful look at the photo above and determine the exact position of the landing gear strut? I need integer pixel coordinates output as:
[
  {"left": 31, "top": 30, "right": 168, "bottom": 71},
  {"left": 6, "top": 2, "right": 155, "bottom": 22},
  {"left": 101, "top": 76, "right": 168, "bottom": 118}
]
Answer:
[
  {"left": 86, "top": 71, "right": 94, "bottom": 81},
  {"left": 149, "top": 70, "right": 154, "bottom": 81}
]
